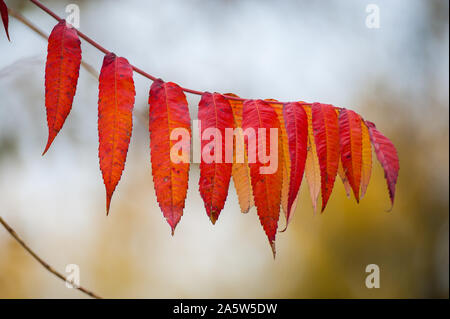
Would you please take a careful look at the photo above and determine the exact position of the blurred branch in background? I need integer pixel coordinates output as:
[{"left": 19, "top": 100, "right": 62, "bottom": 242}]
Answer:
[
  {"left": 0, "top": 216, "right": 101, "bottom": 298},
  {"left": 0, "top": 7, "right": 104, "bottom": 299},
  {"left": 0, "top": 7, "right": 162, "bottom": 299}
]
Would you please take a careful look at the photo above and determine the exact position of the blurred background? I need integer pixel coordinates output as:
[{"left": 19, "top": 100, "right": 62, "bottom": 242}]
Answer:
[{"left": 0, "top": 0, "right": 448, "bottom": 298}]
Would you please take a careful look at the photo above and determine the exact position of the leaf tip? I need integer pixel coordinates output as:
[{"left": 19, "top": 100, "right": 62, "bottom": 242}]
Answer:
[
  {"left": 42, "top": 132, "right": 57, "bottom": 156},
  {"left": 42, "top": 141, "right": 52, "bottom": 156},
  {"left": 105, "top": 192, "right": 112, "bottom": 216},
  {"left": 209, "top": 212, "right": 218, "bottom": 225},
  {"left": 353, "top": 188, "right": 361, "bottom": 203},
  {"left": 270, "top": 241, "right": 276, "bottom": 259},
  {"left": 279, "top": 213, "right": 289, "bottom": 233},
  {"left": 385, "top": 199, "right": 394, "bottom": 213},
  {"left": 312, "top": 204, "right": 317, "bottom": 215},
  {"left": 320, "top": 192, "right": 332, "bottom": 213},
  {"left": 167, "top": 218, "right": 179, "bottom": 236},
  {"left": 361, "top": 187, "right": 368, "bottom": 199}
]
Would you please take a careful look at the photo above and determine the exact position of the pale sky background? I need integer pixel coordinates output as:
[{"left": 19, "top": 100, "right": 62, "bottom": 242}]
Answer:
[{"left": 0, "top": 0, "right": 448, "bottom": 298}]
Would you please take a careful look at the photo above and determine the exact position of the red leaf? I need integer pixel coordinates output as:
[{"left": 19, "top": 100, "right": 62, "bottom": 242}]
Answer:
[
  {"left": 43, "top": 20, "right": 81, "bottom": 155},
  {"left": 98, "top": 53, "right": 135, "bottom": 214},
  {"left": 360, "top": 121, "right": 373, "bottom": 198},
  {"left": 338, "top": 109, "right": 363, "bottom": 202},
  {"left": 149, "top": 79, "right": 191, "bottom": 233},
  {"left": 0, "top": 0, "right": 9, "bottom": 41},
  {"left": 198, "top": 92, "right": 234, "bottom": 224},
  {"left": 242, "top": 99, "right": 283, "bottom": 257},
  {"left": 366, "top": 121, "right": 399, "bottom": 208},
  {"left": 282, "top": 102, "right": 308, "bottom": 226},
  {"left": 312, "top": 103, "right": 340, "bottom": 212}
]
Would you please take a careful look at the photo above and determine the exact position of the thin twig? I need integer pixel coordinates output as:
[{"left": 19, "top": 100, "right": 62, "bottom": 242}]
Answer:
[
  {"left": 28, "top": 0, "right": 312, "bottom": 105},
  {"left": 3, "top": 8, "right": 103, "bottom": 299},
  {"left": 0, "top": 216, "right": 102, "bottom": 299}
]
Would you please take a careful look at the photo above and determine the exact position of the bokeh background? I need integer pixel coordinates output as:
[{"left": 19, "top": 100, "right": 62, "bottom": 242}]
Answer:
[{"left": 0, "top": 0, "right": 448, "bottom": 298}]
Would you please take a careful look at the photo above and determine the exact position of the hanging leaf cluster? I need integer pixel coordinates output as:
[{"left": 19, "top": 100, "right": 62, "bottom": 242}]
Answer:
[{"left": 1, "top": 14, "right": 399, "bottom": 256}]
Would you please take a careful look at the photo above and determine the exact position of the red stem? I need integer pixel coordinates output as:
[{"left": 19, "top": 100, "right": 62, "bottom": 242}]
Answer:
[{"left": 28, "top": 0, "right": 311, "bottom": 105}]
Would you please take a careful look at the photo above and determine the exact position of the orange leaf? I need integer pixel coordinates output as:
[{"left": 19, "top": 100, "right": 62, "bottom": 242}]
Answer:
[
  {"left": 98, "top": 53, "right": 135, "bottom": 214},
  {"left": 242, "top": 99, "right": 282, "bottom": 257},
  {"left": 338, "top": 109, "right": 363, "bottom": 202},
  {"left": 43, "top": 20, "right": 81, "bottom": 154},
  {"left": 225, "top": 93, "right": 254, "bottom": 213},
  {"left": 149, "top": 79, "right": 191, "bottom": 233},
  {"left": 360, "top": 121, "right": 373, "bottom": 198},
  {"left": 335, "top": 108, "right": 351, "bottom": 198},
  {"left": 265, "top": 99, "right": 290, "bottom": 219},
  {"left": 304, "top": 106, "right": 321, "bottom": 213},
  {"left": 198, "top": 93, "right": 234, "bottom": 224},
  {"left": 312, "top": 103, "right": 340, "bottom": 212}
]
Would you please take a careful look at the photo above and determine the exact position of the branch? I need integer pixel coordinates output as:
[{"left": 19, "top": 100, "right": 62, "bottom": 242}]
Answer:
[
  {"left": 28, "top": 0, "right": 312, "bottom": 105},
  {"left": 0, "top": 216, "right": 102, "bottom": 299}
]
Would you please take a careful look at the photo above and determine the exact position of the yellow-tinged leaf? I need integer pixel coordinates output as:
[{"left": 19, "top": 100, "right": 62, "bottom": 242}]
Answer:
[
  {"left": 232, "top": 161, "right": 254, "bottom": 213},
  {"left": 304, "top": 106, "right": 321, "bottom": 213},
  {"left": 226, "top": 93, "right": 254, "bottom": 213},
  {"left": 266, "top": 99, "right": 290, "bottom": 217},
  {"left": 338, "top": 158, "right": 352, "bottom": 198}
]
